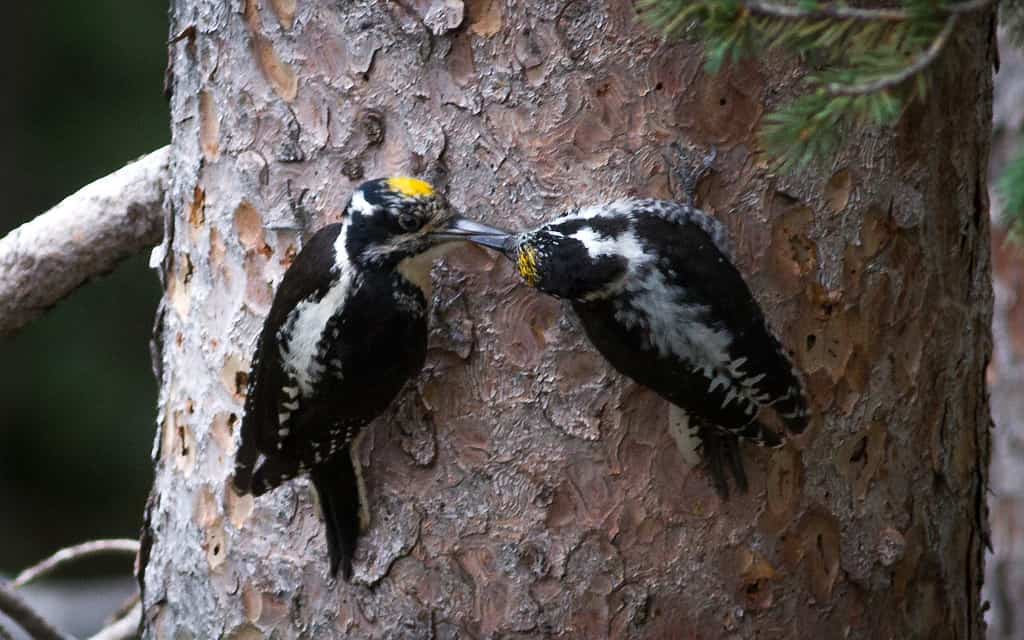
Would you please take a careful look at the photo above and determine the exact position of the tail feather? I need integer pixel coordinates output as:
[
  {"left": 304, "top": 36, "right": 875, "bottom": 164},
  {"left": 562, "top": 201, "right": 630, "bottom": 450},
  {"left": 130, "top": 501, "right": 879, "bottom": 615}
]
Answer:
[
  {"left": 698, "top": 423, "right": 748, "bottom": 499},
  {"left": 251, "top": 456, "right": 300, "bottom": 497},
  {"left": 772, "top": 385, "right": 809, "bottom": 434},
  {"left": 735, "top": 418, "right": 784, "bottom": 448},
  {"left": 310, "top": 449, "right": 362, "bottom": 580}
]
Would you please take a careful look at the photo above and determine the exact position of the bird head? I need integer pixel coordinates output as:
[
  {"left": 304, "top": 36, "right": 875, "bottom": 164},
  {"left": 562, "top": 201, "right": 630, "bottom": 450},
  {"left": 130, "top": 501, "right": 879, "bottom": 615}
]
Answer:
[
  {"left": 342, "top": 177, "right": 508, "bottom": 267},
  {"left": 484, "top": 212, "right": 630, "bottom": 300}
]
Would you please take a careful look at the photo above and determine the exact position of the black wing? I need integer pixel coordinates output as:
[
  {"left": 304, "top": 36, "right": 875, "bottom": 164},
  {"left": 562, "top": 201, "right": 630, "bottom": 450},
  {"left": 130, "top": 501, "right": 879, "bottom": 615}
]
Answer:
[
  {"left": 571, "top": 210, "right": 805, "bottom": 440},
  {"left": 573, "top": 296, "right": 779, "bottom": 445},
  {"left": 635, "top": 208, "right": 808, "bottom": 433},
  {"left": 636, "top": 199, "right": 735, "bottom": 260},
  {"left": 233, "top": 224, "right": 344, "bottom": 495}
]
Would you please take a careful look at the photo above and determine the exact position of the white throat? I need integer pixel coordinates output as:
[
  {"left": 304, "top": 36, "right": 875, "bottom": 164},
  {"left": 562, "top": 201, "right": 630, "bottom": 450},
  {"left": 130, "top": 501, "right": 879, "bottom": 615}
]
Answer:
[{"left": 396, "top": 241, "right": 462, "bottom": 298}]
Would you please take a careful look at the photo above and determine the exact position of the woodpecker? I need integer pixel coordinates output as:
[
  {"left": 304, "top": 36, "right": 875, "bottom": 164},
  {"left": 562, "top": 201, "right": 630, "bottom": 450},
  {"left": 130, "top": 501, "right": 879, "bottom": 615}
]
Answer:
[
  {"left": 232, "top": 177, "right": 506, "bottom": 579},
  {"left": 475, "top": 198, "right": 808, "bottom": 497}
]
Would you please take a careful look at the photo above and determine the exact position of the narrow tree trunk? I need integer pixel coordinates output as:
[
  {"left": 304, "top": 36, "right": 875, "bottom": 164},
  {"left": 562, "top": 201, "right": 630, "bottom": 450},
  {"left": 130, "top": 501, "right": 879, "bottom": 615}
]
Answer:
[{"left": 142, "top": 1, "right": 994, "bottom": 637}]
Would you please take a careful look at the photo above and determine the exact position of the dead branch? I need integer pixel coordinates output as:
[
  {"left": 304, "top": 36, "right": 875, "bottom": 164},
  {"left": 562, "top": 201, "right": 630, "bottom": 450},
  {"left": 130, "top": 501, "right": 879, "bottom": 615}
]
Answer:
[
  {"left": 87, "top": 602, "right": 141, "bottom": 640},
  {"left": 0, "top": 146, "right": 169, "bottom": 336},
  {"left": 13, "top": 539, "right": 140, "bottom": 588},
  {"left": 0, "top": 582, "right": 69, "bottom": 640}
]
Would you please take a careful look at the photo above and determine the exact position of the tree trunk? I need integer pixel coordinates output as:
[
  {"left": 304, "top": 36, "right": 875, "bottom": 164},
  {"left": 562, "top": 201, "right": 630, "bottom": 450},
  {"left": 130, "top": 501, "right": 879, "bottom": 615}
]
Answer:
[
  {"left": 981, "top": 27, "right": 1024, "bottom": 640},
  {"left": 142, "top": 1, "right": 994, "bottom": 637}
]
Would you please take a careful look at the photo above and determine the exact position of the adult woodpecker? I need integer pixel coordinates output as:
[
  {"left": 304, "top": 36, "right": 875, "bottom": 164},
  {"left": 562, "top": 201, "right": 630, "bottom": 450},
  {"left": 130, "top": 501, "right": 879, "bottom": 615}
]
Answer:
[
  {"left": 473, "top": 199, "right": 808, "bottom": 497},
  {"left": 232, "top": 177, "right": 507, "bottom": 579}
]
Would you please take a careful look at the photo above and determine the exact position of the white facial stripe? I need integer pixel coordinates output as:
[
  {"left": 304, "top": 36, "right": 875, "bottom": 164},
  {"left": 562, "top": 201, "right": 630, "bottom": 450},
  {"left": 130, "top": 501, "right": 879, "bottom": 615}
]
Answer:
[
  {"left": 350, "top": 190, "right": 375, "bottom": 218},
  {"left": 570, "top": 227, "right": 648, "bottom": 264},
  {"left": 569, "top": 226, "right": 647, "bottom": 300}
]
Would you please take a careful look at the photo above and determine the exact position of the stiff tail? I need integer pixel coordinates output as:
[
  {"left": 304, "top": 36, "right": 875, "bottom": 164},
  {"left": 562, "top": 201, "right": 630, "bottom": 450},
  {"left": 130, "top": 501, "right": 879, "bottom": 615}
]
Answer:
[
  {"left": 735, "top": 418, "right": 784, "bottom": 448},
  {"left": 668, "top": 408, "right": 779, "bottom": 498},
  {"left": 309, "top": 448, "right": 362, "bottom": 580},
  {"left": 697, "top": 421, "right": 748, "bottom": 499}
]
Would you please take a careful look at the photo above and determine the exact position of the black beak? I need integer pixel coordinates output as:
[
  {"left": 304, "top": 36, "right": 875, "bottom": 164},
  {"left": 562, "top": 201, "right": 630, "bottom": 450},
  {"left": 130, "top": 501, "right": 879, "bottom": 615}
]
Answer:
[{"left": 432, "top": 216, "right": 513, "bottom": 252}]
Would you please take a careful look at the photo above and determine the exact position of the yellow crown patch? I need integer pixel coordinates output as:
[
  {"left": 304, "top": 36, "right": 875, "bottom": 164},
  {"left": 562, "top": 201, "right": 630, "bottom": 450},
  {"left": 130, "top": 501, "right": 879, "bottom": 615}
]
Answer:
[
  {"left": 517, "top": 246, "right": 539, "bottom": 287},
  {"left": 387, "top": 176, "right": 435, "bottom": 199}
]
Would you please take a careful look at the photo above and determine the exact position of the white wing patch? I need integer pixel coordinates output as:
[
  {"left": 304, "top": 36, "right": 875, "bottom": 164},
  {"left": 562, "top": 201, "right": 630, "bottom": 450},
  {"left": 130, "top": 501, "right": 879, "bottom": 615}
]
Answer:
[
  {"left": 618, "top": 267, "right": 734, "bottom": 369},
  {"left": 282, "top": 222, "right": 355, "bottom": 396},
  {"left": 279, "top": 274, "right": 352, "bottom": 396}
]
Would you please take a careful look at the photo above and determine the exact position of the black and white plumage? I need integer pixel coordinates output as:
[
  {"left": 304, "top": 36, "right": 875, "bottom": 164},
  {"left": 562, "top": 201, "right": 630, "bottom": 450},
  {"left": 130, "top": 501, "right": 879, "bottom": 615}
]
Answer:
[
  {"left": 233, "top": 177, "right": 507, "bottom": 579},
  {"left": 485, "top": 198, "right": 808, "bottom": 497}
]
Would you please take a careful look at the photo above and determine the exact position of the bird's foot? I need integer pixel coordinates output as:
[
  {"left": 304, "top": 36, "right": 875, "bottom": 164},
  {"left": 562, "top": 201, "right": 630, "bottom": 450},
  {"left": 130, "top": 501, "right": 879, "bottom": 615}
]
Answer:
[{"left": 664, "top": 142, "right": 718, "bottom": 207}]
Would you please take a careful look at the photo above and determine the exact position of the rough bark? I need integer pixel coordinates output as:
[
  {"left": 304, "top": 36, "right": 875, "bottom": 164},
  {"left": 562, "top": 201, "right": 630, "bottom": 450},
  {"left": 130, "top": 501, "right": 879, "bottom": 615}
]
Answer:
[
  {"left": 986, "top": 225, "right": 1024, "bottom": 638},
  {"left": 0, "top": 146, "right": 168, "bottom": 336},
  {"left": 142, "top": 1, "right": 994, "bottom": 638},
  {"left": 981, "top": 28, "right": 1024, "bottom": 639}
]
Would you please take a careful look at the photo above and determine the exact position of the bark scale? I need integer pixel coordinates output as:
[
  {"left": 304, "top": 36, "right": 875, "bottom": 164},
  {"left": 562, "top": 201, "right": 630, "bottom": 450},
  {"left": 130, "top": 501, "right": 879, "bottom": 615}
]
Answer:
[{"left": 142, "top": 1, "right": 994, "bottom": 637}]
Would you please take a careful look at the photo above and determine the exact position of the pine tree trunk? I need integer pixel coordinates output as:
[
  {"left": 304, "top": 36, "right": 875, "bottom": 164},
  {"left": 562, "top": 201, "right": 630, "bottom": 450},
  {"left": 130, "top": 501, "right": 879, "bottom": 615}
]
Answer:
[
  {"left": 981, "top": 27, "right": 1024, "bottom": 640},
  {"left": 141, "top": 1, "right": 994, "bottom": 637}
]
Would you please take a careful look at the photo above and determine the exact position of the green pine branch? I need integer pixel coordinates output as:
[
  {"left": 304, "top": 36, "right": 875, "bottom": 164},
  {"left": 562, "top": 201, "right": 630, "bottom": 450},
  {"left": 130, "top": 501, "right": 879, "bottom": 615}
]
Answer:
[
  {"left": 1000, "top": 149, "right": 1024, "bottom": 238},
  {"left": 637, "top": 0, "right": 995, "bottom": 170}
]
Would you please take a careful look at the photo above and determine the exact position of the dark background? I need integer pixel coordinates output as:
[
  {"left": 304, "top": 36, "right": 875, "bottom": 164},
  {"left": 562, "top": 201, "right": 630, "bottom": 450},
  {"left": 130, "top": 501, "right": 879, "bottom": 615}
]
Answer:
[{"left": 0, "top": 2, "right": 168, "bottom": 574}]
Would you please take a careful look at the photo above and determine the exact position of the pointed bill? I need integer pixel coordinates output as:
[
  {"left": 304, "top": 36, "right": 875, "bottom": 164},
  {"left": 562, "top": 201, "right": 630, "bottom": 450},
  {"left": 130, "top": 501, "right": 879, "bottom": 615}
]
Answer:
[{"left": 431, "top": 216, "right": 514, "bottom": 251}]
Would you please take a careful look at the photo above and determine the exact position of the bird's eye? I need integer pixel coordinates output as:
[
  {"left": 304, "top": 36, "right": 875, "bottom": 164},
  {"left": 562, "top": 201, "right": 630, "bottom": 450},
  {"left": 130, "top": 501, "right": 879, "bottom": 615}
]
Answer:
[{"left": 397, "top": 213, "right": 421, "bottom": 231}]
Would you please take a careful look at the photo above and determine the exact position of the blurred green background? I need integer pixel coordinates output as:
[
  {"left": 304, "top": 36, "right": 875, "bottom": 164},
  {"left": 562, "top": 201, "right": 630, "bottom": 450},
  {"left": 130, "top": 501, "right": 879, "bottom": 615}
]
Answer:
[{"left": 0, "top": 2, "right": 167, "bottom": 573}]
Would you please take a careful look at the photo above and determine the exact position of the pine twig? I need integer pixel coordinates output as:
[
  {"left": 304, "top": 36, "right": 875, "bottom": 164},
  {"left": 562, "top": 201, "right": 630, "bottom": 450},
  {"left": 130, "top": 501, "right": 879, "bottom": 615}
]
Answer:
[
  {"left": 744, "top": 1, "right": 907, "bottom": 21},
  {"left": 825, "top": 14, "right": 958, "bottom": 95},
  {"left": 744, "top": 0, "right": 996, "bottom": 22},
  {"left": 13, "top": 539, "right": 140, "bottom": 588},
  {"left": 0, "top": 582, "right": 69, "bottom": 640}
]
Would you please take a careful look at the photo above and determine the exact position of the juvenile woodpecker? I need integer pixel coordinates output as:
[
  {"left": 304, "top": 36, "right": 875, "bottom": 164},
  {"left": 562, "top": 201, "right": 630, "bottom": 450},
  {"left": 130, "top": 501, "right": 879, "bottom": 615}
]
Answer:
[
  {"left": 475, "top": 199, "right": 808, "bottom": 497},
  {"left": 233, "top": 177, "right": 506, "bottom": 579}
]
